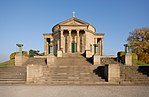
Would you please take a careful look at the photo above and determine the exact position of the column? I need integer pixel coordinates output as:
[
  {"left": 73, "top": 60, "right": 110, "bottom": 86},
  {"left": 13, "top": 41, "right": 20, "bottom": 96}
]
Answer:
[
  {"left": 60, "top": 30, "right": 64, "bottom": 53},
  {"left": 46, "top": 39, "right": 49, "bottom": 55},
  {"left": 57, "top": 40, "right": 60, "bottom": 50},
  {"left": 101, "top": 38, "right": 103, "bottom": 56},
  {"left": 77, "top": 30, "right": 80, "bottom": 52},
  {"left": 44, "top": 38, "right": 47, "bottom": 55},
  {"left": 68, "top": 30, "right": 72, "bottom": 53},
  {"left": 99, "top": 39, "right": 102, "bottom": 55}
]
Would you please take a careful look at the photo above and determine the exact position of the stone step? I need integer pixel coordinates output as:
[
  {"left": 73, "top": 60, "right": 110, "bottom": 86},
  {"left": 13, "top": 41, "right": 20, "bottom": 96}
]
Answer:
[
  {"left": 37, "top": 81, "right": 104, "bottom": 85},
  {"left": 0, "top": 80, "right": 26, "bottom": 84}
]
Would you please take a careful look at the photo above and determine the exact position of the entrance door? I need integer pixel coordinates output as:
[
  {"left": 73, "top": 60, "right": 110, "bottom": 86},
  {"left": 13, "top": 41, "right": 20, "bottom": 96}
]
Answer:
[{"left": 72, "top": 43, "right": 77, "bottom": 53}]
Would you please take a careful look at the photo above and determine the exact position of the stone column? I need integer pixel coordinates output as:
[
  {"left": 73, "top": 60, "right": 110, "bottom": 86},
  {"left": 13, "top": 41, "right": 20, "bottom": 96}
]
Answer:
[
  {"left": 77, "top": 30, "right": 80, "bottom": 52},
  {"left": 60, "top": 30, "right": 64, "bottom": 53},
  {"left": 68, "top": 30, "right": 72, "bottom": 53},
  {"left": 101, "top": 38, "right": 103, "bottom": 56},
  {"left": 99, "top": 39, "right": 102, "bottom": 55},
  {"left": 46, "top": 39, "right": 49, "bottom": 55},
  {"left": 44, "top": 38, "right": 47, "bottom": 55},
  {"left": 57, "top": 40, "right": 60, "bottom": 50}
]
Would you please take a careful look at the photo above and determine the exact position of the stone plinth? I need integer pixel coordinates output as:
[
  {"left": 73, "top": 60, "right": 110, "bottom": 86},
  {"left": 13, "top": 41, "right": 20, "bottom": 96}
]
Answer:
[
  {"left": 125, "top": 53, "right": 132, "bottom": 66},
  {"left": 86, "top": 50, "right": 92, "bottom": 58},
  {"left": 57, "top": 50, "right": 62, "bottom": 57},
  {"left": 15, "top": 55, "right": 29, "bottom": 66},
  {"left": 27, "top": 65, "right": 43, "bottom": 83},
  {"left": 47, "top": 54, "right": 56, "bottom": 65},
  {"left": 93, "top": 55, "right": 101, "bottom": 65},
  {"left": 105, "top": 64, "right": 120, "bottom": 83}
]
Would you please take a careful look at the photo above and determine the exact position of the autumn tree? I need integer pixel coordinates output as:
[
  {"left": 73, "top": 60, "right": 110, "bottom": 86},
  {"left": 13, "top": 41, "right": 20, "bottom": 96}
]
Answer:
[{"left": 127, "top": 27, "right": 149, "bottom": 63}]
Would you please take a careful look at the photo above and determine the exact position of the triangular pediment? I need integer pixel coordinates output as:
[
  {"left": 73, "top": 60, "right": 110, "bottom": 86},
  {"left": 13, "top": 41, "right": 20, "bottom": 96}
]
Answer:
[{"left": 59, "top": 18, "right": 88, "bottom": 26}]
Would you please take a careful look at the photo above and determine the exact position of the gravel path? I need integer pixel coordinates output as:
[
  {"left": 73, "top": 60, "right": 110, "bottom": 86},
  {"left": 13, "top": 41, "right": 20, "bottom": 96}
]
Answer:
[{"left": 0, "top": 85, "right": 149, "bottom": 97}]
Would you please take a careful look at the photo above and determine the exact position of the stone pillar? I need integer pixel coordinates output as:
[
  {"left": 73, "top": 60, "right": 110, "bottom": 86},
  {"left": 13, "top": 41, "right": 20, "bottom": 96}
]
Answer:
[
  {"left": 105, "top": 64, "right": 120, "bottom": 83},
  {"left": 46, "top": 39, "right": 49, "bottom": 55},
  {"left": 125, "top": 53, "right": 132, "bottom": 66},
  {"left": 15, "top": 54, "right": 29, "bottom": 66},
  {"left": 60, "top": 30, "right": 64, "bottom": 53},
  {"left": 77, "top": 30, "right": 80, "bottom": 52},
  {"left": 57, "top": 40, "right": 59, "bottom": 50},
  {"left": 44, "top": 38, "right": 47, "bottom": 55},
  {"left": 27, "top": 64, "right": 43, "bottom": 83},
  {"left": 101, "top": 38, "right": 103, "bottom": 56},
  {"left": 68, "top": 30, "right": 72, "bottom": 53}
]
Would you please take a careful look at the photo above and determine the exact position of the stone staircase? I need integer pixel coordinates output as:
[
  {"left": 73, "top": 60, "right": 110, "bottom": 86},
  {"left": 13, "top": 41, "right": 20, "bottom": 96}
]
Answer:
[
  {"left": 37, "top": 53, "right": 106, "bottom": 85},
  {"left": 120, "top": 65, "right": 149, "bottom": 85},
  {"left": 0, "top": 66, "right": 26, "bottom": 84}
]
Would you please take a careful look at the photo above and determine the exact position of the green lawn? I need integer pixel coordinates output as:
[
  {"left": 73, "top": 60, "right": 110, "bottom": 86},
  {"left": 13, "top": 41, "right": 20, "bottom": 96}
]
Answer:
[{"left": 0, "top": 59, "right": 15, "bottom": 66}]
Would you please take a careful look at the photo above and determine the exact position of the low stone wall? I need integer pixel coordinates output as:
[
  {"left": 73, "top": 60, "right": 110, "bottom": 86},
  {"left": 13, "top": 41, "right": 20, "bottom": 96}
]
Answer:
[
  {"left": 27, "top": 64, "right": 43, "bottom": 83},
  {"left": 94, "top": 55, "right": 115, "bottom": 65},
  {"left": 15, "top": 55, "right": 29, "bottom": 66}
]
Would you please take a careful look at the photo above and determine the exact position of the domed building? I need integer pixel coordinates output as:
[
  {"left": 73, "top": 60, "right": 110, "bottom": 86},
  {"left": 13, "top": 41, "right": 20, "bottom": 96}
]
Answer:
[{"left": 43, "top": 17, "right": 104, "bottom": 58}]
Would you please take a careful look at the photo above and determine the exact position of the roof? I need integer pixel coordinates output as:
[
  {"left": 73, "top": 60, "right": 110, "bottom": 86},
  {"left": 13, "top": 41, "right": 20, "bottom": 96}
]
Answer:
[{"left": 52, "top": 17, "right": 96, "bottom": 33}]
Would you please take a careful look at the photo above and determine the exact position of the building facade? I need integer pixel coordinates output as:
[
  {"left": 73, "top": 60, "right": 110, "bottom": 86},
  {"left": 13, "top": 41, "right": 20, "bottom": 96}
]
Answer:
[{"left": 43, "top": 17, "right": 104, "bottom": 57}]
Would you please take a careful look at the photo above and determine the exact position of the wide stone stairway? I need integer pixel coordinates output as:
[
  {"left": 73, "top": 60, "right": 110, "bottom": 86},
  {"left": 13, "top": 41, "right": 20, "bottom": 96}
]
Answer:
[
  {"left": 37, "top": 53, "right": 106, "bottom": 85},
  {"left": 0, "top": 66, "right": 26, "bottom": 84},
  {"left": 120, "top": 65, "right": 149, "bottom": 84}
]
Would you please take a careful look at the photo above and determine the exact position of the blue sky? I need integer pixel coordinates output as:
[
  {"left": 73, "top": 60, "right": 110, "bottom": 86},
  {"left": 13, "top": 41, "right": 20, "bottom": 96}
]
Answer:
[{"left": 0, "top": 0, "right": 149, "bottom": 62}]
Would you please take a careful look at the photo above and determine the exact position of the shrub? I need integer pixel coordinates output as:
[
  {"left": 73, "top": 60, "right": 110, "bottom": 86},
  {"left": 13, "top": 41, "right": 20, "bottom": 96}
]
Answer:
[
  {"left": 129, "top": 52, "right": 138, "bottom": 60},
  {"left": 10, "top": 51, "right": 28, "bottom": 60},
  {"left": 117, "top": 51, "right": 125, "bottom": 63}
]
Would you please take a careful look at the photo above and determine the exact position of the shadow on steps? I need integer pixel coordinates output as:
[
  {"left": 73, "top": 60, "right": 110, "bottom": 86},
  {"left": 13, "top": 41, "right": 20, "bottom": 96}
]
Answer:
[{"left": 93, "top": 66, "right": 107, "bottom": 81}]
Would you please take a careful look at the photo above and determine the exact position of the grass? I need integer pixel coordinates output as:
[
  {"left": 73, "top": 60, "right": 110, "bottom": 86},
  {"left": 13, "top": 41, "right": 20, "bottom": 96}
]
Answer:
[
  {"left": 133, "top": 60, "right": 149, "bottom": 66},
  {"left": 0, "top": 59, "right": 15, "bottom": 67}
]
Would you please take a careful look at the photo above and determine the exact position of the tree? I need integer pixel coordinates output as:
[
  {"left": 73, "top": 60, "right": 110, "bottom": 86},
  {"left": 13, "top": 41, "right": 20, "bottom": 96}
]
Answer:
[
  {"left": 29, "top": 49, "right": 44, "bottom": 57},
  {"left": 127, "top": 27, "right": 149, "bottom": 63}
]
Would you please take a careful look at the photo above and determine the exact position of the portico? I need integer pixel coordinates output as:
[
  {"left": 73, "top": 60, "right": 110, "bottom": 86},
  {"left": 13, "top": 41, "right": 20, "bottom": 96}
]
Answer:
[{"left": 43, "top": 17, "right": 104, "bottom": 57}]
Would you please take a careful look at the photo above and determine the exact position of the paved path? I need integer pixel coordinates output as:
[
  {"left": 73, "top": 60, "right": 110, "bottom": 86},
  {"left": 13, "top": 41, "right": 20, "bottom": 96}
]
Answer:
[{"left": 0, "top": 85, "right": 149, "bottom": 97}]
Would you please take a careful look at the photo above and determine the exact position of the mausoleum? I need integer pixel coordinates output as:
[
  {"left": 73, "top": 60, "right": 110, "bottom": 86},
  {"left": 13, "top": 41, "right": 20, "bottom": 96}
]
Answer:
[{"left": 43, "top": 17, "right": 104, "bottom": 57}]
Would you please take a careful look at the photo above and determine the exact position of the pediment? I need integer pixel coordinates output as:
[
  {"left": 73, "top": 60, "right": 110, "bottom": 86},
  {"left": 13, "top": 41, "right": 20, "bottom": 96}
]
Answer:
[{"left": 59, "top": 18, "right": 88, "bottom": 26}]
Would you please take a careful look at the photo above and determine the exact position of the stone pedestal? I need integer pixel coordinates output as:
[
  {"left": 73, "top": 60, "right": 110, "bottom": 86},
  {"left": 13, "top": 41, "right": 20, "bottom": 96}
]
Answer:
[
  {"left": 27, "top": 65, "right": 43, "bottom": 83},
  {"left": 57, "top": 50, "right": 62, "bottom": 57},
  {"left": 93, "top": 55, "right": 101, "bottom": 65},
  {"left": 105, "top": 64, "right": 120, "bottom": 83},
  {"left": 47, "top": 54, "right": 56, "bottom": 65},
  {"left": 86, "top": 50, "right": 92, "bottom": 58},
  {"left": 15, "top": 54, "right": 29, "bottom": 66},
  {"left": 125, "top": 53, "right": 132, "bottom": 66}
]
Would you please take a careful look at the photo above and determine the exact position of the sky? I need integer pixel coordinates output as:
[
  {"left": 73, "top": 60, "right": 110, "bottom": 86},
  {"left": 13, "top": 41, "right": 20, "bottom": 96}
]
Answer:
[{"left": 0, "top": 0, "right": 149, "bottom": 62}]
